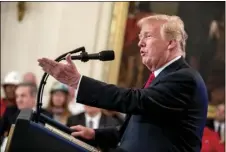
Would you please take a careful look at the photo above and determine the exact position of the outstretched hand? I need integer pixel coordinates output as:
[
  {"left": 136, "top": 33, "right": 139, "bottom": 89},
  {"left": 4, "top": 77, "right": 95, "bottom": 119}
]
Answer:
[{"left": 38, "top": 54, "right": 81, "bottom": 88}]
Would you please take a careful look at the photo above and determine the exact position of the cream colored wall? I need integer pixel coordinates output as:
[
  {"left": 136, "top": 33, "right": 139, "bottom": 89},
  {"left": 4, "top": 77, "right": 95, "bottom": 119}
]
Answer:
[{"left": 1, "top": 2, "right": 113, "bottom": 104}]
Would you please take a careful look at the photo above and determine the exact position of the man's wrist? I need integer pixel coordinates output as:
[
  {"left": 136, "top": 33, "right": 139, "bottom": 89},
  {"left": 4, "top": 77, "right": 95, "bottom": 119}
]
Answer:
[{"left": 71, "top": 74, "right": 82, "bottom": 89}]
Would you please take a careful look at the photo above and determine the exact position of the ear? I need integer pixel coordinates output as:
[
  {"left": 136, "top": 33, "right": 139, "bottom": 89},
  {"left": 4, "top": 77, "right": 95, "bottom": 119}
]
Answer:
[{"left": 167, "top": 40, "right": 177, "bottom": 50}]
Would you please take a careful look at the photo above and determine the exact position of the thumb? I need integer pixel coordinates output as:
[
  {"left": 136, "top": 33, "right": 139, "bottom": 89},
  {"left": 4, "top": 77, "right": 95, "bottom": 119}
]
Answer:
[{"left": 66, "top": 53, "right": 73, "bottom": 65}]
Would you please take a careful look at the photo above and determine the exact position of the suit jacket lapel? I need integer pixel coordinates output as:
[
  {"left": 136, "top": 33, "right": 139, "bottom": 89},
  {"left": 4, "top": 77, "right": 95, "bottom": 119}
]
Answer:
[
  {"left": 99, "top": 114, "right": 105, "bottom": 128},
  {"left": 119, "top": 114, "right": 131, "bottom": 138},
  {"left": 150, "top": 57, "right": 189, "bottom": 87},
  {"left": 12, "top": 110, "right": 20, "bottom": 124},
  {"left": 80, "top": 113, "right": 86, "bottom": 126}
]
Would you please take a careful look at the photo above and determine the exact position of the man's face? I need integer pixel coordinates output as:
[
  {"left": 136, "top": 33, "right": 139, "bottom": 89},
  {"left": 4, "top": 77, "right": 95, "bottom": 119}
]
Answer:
[
  {"left": 16, "top": 86, "right": 35, "bottom": 110},
  {"left": 138, "top": 22, "right": 169, "bottom": 71},
  {"left": 215, "top": 104, "right": 225, "bottom": 122},
  {"left": 52, "top": 91, "right": 67, "bottom": 107},
  {"left": 3, "top": 84, "right": 17, "bottom": 100},
  {"left": 84, "top": 106, "right": 101, "bottom": 116}
]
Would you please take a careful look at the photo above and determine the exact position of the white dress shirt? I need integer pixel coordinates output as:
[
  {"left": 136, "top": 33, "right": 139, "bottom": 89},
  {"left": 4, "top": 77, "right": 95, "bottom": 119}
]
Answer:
[
  {"left": 85, "top": 112, "right": 102, "bottom": 129},
  {"left": 154, "top": 56, "right": 181, "bottom": 77},
  {"left": 214, "top": 120, "right": 225, "bottom": 138}
]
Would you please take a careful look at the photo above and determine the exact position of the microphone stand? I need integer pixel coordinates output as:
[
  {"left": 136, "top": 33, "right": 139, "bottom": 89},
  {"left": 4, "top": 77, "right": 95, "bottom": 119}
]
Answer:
[{"left": 35, "top": 46, "right": 86, "bottom": 123}]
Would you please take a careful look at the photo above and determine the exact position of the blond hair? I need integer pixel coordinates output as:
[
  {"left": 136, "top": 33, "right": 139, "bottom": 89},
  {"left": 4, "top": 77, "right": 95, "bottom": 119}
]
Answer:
[{"left": 137, "top": 14, "right": 188, "bottom": 57}]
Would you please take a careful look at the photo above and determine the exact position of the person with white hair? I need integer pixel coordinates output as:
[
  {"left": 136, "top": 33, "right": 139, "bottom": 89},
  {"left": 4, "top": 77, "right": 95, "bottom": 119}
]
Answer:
[{"left": 38, "top": 14, "right": 208, "bottom": 152}]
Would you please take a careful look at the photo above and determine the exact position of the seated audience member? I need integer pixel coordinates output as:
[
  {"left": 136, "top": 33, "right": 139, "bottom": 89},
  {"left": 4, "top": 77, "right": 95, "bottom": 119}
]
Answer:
[
  {"left": 46, "top": 82, "right": 72, "bottom": 125},
  {"left": 0, "top": 71, "right": 21, "bottom": 117},
  {"left": 201, "top": 127, "right": 225, "bottom": 152},
  {"left": 23, "top": 72, "right": 37, "bottom": 86},
  {"left": 206, "top": 103, "right": 225, "bottom": 142},
  {"left": 67, "top": 105, "right": 121, "bottom": 129},
  {"left": 0, "top": 82, "right": 52, "bottom": 145}
]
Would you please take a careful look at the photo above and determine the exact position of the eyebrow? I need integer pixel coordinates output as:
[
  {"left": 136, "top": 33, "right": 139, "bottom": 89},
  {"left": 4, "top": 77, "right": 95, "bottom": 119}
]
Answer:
[
  {"left": 139, "top": 31, "right": 153, "bottom": 34},
  {"left": 138, "top": 32, "right": 156, "bottom": 38}
]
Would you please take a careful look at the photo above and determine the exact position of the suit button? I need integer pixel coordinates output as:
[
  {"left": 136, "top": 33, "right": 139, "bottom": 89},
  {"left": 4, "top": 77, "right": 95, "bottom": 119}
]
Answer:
[{"left": 117, "top": 142, "right": 121, "bottom": 146}]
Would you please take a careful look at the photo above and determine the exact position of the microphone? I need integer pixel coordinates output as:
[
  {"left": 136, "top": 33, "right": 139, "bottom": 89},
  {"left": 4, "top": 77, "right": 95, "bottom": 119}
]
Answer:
[{"left": 70, "top": 50, "right": 114, "bottom": 62}]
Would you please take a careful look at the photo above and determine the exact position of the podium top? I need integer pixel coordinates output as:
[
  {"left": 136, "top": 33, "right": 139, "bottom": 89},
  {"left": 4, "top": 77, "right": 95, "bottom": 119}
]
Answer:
[{"left": 45, "top": 123, "right": 100, "bottom": 152}]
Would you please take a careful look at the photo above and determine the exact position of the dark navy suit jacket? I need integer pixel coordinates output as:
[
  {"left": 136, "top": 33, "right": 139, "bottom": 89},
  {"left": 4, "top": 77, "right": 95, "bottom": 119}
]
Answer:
[{"left": 76, "top": 57, "right": 208, "bottom": 152}]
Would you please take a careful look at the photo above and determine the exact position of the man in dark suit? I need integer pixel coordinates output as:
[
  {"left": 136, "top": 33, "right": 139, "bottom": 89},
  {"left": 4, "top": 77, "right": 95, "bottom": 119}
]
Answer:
[
  {"left": 67, "top": 105, "right": 122, "bottom": 129},
  {"left": 0, "top": 82, "right": 52, "bottom": 145},
  {"left": 38, "top": 14, "right": 208, "bottom": 152}
]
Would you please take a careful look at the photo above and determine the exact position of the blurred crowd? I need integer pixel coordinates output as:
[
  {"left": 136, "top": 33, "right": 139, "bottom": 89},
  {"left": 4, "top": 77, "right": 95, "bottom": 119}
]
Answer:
[{"left": 0, "top": 71, "right": 125, "bottom": 150}]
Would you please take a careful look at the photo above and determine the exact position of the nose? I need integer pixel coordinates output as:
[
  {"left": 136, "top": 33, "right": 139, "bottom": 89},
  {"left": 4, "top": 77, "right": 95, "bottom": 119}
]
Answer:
[
  {"left": 16, "top": 99, "right": 22, "bottom": 105},
  {"left": 16, "top": 96, "right": 22, "bottom": 104},
  {"left": 138, "top": 39, "right": 145, "bottom": 48}
]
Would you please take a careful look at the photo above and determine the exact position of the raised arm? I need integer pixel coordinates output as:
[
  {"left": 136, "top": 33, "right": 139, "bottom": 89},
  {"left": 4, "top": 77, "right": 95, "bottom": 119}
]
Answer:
[{"left": 76, "top": 70, "right": 198, "bottom": 116}]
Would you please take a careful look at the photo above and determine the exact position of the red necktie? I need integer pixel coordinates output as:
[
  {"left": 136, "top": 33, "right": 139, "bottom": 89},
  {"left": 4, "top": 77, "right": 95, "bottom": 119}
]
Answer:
[{"left": 144, "top": 72, "right": 155, "bottom": 88}]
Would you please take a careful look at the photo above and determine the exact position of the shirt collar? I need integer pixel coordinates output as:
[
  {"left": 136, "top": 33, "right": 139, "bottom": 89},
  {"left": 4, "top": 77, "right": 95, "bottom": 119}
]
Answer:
[
  {"left": 85, "top": 112, "right": 102, "bottom": 122},
  {"left": 154, "top": 56, "right": 181, "bottom": 77},
  {"left": 214, "top": 120, "right": 225, "bottom": 130}
]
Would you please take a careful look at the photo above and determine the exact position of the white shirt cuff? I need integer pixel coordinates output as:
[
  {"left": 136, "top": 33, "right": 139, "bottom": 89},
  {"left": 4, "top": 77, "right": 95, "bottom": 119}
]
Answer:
[{"left": 75, "top": 75, "right": 83, "bottom": 99}]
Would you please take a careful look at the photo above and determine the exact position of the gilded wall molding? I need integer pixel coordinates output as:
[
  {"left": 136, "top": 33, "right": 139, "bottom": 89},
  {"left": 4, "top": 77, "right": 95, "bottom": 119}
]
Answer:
[
  {"left": 103, "top": 2, "right": 129, "bottom": 84},
  {"left": 17, "top": 2, "right": 26, "bottom": 22}
]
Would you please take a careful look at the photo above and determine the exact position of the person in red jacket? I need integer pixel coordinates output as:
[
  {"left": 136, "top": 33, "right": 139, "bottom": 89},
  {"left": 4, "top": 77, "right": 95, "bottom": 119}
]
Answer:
[
  {"left": 0, "top": 72, "right": 21, "bottom": 117},
  {"left": 0, "top": 100, "right": 6, "bottom": 118},
  {"left": 201, "top": 127, "right": 225, "bottom": 152}
]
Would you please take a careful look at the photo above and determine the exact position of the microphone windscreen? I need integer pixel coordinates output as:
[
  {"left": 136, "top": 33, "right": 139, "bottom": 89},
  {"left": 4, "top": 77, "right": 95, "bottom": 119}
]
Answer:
[{"left": 99, "top": 50, "right": 115, "bottom": 61}]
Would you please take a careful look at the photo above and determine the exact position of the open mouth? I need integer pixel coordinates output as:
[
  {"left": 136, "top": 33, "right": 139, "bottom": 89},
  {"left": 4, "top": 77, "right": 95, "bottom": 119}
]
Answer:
[{"left": 140, "top": 52, "right": 145, "bottom": 56}]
